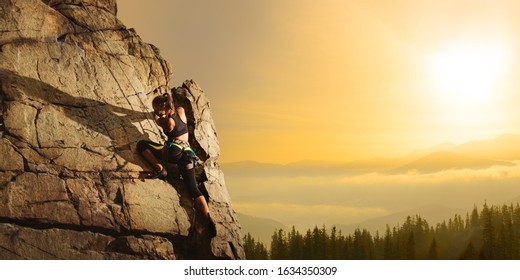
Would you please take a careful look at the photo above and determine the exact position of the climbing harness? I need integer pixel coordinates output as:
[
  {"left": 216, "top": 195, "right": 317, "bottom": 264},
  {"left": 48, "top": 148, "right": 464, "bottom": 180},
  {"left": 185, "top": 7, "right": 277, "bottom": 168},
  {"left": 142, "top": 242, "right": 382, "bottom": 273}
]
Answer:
[
  {"left": 162, "top": 139, "right": 199, "bottom": 166},
  {"left": 78, "top": 0, "right": 166, "bottom": 141}
]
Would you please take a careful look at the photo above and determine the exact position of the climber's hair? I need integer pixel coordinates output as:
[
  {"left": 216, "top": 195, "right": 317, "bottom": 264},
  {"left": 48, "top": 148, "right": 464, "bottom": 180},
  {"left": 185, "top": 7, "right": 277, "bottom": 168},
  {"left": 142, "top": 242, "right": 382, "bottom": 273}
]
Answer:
[{"left": 152, "top": 92, "right": 173, "bottom": 110}]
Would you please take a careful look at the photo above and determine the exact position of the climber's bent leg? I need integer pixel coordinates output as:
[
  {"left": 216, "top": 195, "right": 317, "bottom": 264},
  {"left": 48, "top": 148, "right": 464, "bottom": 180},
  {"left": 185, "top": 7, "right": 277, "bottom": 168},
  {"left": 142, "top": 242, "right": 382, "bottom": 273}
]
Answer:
[
  {"left": 193, "top": 194, "right": 216, "bottom": 237},
  {"left": 178, "top": 151, "right": 202, "bottom": 199},
  {"left": 178, "top": 151, "right": 216, "bottom": 237},
  {"left": 194, "top": 194, "right": 210, "bottom": 217},
  {"left": 136, "top": 140, "right": 166, "bottom": 176}
]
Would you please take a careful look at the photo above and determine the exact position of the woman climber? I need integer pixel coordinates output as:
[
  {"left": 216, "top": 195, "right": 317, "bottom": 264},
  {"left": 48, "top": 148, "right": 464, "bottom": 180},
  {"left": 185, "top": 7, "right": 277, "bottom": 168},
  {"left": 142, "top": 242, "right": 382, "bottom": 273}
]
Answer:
[{"left": 136, "top": 93, "right": 216, "bottom": 238}]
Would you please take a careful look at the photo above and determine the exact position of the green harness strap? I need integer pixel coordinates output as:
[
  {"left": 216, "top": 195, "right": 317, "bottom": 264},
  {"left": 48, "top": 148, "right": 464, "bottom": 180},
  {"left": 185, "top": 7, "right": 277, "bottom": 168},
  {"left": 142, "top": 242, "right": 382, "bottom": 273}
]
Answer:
[
  {"left": 163, "top": 141, "right": 199, "bottom": 166},
  {"left": 165, "top": 141, "right": 195, "bottom": 155}
]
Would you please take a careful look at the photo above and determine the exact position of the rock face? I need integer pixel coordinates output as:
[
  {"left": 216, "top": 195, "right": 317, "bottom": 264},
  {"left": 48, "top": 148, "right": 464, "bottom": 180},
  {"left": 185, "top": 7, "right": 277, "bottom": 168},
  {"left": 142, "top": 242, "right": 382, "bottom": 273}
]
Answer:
[{"left": 0, "top": 0, "right": 244, "bottom": 259}]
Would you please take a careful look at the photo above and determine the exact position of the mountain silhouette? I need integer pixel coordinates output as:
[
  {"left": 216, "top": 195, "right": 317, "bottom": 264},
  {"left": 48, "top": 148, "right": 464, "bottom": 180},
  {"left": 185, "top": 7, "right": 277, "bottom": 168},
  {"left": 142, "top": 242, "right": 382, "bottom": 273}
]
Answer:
[
  {"left": 237, "top": 212, "right": 287, "bottom": 245},
  {"left": 392, "top": 151, "right": 514, "bottom": 174},
  {"left": 223, "top": 133, "right": 520, "bottom": 176},
  {"left": 451, "top": 134, "right": 520, "bottom": 160}
]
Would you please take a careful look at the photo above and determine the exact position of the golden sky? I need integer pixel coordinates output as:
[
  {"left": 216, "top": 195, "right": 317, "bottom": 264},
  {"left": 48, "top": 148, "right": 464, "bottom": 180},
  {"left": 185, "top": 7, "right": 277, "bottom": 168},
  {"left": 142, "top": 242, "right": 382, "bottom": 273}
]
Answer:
[{"left": 118, "top": 0, "right": 520, "bottom": 164}]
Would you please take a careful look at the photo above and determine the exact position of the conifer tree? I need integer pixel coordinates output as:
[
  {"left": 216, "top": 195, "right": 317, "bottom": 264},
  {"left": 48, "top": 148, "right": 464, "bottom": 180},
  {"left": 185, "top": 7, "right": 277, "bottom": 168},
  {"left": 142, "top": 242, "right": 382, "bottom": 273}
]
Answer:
[
  {"left": 243, "top": 233, "right": 269, "bottom": 259},
  {"left": 263, "top": 202, "right": 520, "bottom": 260},
  {"left": 287, "top": 226, "right": 304, "bottom": 259},
  {"left": 270, "top": 229, "right": 289, "bottom": 259},
  {"left": 512, "top": 204, "right": 520, "bottom": 259},
  {"left": 406, "top": 232, "right": 415, "bottom": 260},
  {"left": 428, "top": 238, "right": 438, "bottom": 260},
  {"left": 480, "top": 203, "right": 494, "bottom": 259},
  {"left": 383, "top": 225, "right": 393, "bottom": 260},
  {"left": 460, "top": 242, "right": 477, "bottom": 260}
]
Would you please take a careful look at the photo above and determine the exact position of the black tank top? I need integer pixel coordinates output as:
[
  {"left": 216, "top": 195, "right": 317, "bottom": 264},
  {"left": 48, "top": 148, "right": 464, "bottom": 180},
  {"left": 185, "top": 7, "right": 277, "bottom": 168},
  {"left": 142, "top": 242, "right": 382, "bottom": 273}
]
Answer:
[{"left": 166, "top": 113, "right": 189, "bottom": 141}]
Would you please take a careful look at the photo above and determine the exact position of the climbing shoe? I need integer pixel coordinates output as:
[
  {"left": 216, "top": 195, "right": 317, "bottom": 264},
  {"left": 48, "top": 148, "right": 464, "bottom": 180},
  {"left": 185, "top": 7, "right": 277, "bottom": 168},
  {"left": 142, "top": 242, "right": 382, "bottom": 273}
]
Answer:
[
  {"left": 205, "top": 214, "right": 217, "bottom": 238},
  {"left": 147, "top": 167, "right": 167, "bottom": 179}
]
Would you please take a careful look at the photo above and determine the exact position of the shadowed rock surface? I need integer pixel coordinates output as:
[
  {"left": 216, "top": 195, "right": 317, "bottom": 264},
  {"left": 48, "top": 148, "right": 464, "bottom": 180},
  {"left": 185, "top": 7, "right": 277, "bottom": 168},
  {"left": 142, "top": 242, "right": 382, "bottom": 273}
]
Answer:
[{"left": 0, "top": 0, "right": 244, "bottom": 259}]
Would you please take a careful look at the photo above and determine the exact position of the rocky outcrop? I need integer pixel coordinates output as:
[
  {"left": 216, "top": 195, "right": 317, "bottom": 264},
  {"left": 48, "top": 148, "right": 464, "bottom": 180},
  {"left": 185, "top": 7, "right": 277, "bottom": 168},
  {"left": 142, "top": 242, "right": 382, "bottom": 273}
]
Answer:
[{"left": 0, "top": 0, "right": 244, "bottom": 259}]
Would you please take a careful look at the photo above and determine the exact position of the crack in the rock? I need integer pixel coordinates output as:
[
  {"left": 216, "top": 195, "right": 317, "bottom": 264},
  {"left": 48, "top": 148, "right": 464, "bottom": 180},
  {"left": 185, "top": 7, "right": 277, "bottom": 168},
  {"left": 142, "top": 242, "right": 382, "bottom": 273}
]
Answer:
[
  {"left": 34, "top": 107, "right": 42, "bottom": 148},
  {"left": 146, "top": 63, "right": 154, "bottom": 84},
  {"left": 6, "top": 172, "right": 20, "bottom": 185},
  {"left": 93, "top": 182, "right": 107, "bottom": 203},
  {"left": 46, "top": 43, "right": 60, "bottom": 62},
  {"left": 0, "top": 136, "right": 29, "bottom": 173},
  {"left": 53, "top": 1, "right": 116, "bottom": 16},
  {"left": 1, "top": 205, "right": 198, "bottom": 258},
  {"left": 27, "top": 199, "right": 70, "bottom": 207},
  {"left": 54, "top": 5, "right": 99, "bottom": 32},
  {"left": 0, "top": 37, "right": 41, "bottom": 49},
  {"left": 0, "top": 29, "right": 43, "bottom": 34},
  {"left": 0, "top": 217, "right": 182, "bottom": 242},
  {"left": 159, "top": 59, "right": 170, "bottom": 81},
  {"left": 0, "top": 105, "right": 4, "bottom": 135},
  {"left": 120, "top": 183, "right": 134, "bottom": 228},
  {"left": 57, "top": 33, "right": 67, "bottom": 42},
  {"left": 227, "top": 241, "right": 239, "bottom": 260},
  {"left": 18, "top": 236, "right": 62, "bottom": 259},
  {"left": 115, "top": 54, "right": 133, "bottom": 67},
  {"left": 79, "top": 144, "right": 104, "bottom": 156},
  {"left": 183, "top": 84, "right": 196, "bottom": 102},
  {"left": 0, "top": 244, "right": 28, "bottom": 260},
  {"left": 64, "top": 182, "right": 82, "bottom": 224}
]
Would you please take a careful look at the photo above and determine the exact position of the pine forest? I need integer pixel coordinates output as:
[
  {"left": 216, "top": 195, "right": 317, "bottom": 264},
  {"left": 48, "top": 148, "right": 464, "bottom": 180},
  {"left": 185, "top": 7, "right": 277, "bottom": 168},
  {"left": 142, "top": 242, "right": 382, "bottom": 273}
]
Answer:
[{"left": 244, "top": 203, "right": 520, "bottom": 260}]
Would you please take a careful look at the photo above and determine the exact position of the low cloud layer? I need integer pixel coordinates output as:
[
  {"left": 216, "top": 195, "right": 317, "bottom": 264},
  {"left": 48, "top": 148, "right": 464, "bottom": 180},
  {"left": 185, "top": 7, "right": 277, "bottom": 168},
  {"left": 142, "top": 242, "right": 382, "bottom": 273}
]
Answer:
[
  {"left": 233, "top": 202, "right": 388, "bottom": 230},
  {"left": 228, "top": 162, "right": 520, "bottom": 230}
]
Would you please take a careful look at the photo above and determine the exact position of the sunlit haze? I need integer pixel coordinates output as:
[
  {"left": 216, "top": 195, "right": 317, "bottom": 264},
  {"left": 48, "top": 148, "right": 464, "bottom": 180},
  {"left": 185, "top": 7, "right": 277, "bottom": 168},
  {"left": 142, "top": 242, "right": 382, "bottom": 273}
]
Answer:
[
  {"left": 430, "top": 42, "right": 509, "bottom": 105},
  {"left": 118, "top": 1, "right": 520, "bottom": 164},
  {"left": 115, "top": 1, "right": 520, "bottom": 244}
]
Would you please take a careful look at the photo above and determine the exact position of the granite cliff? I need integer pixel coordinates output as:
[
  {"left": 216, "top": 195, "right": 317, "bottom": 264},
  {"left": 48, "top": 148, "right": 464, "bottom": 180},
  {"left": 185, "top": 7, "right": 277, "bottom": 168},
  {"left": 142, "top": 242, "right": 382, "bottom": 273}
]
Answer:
[{"left": 0, "top": 0, "right": 244, "bottom": 259}]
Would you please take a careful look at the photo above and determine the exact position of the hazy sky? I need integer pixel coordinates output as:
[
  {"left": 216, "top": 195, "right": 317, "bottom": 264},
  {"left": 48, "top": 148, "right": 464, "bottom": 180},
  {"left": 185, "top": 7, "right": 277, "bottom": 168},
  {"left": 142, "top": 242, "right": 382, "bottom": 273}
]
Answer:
[
  {"left": 118, "top": 1, "right": 520, "bottom": 164},
  {"left": 225, "top": 162, "right": 520, "bottom": 230}
]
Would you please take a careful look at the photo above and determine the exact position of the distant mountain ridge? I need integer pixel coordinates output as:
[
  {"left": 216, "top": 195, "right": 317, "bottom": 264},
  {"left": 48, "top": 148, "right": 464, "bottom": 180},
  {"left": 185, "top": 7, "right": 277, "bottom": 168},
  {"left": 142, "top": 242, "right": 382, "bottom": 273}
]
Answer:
[
  {"left": 452, "top": 134, "right": 520, "bottom": 160},
  {"left": 237, "top": 213, "right": 287, "bottom": 245},
  {"left": 222, "top": 133, "right": 520, "bottom": 176},
  {"left": 392, "top": 151, "right": 514, "bottom": 174}
]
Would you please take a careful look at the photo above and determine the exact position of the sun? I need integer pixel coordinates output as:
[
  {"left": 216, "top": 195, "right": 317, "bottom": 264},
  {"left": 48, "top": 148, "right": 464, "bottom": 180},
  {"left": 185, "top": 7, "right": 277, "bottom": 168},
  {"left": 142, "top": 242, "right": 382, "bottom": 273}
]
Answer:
[{"left": 429, "top": 42, "right": 509, "bottom": 109}]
